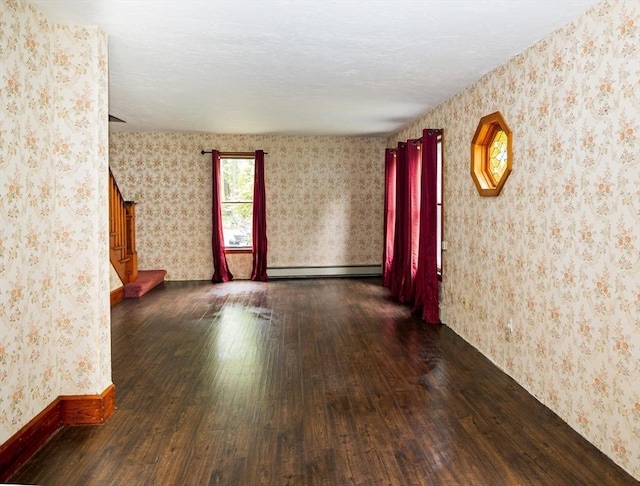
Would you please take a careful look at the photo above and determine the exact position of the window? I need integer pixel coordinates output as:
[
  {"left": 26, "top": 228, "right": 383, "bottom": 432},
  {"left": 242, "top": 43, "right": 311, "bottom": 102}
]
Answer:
[
  {"left": 220, "top": 154, "right": 254, "bottom": 249},
  {"left": 488, "top": 129, "right": 508, "bottom": 185},
  {"left": 470, "top": 111, "right": 512, "bottom": 196},
  {"left": 436, "top": 135, "right": 443, "bottom": 274}
]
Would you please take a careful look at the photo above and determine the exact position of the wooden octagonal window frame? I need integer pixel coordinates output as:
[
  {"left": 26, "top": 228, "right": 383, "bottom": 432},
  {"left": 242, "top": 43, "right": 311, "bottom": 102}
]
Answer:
[{"left": 470, "top": 111, "right": 512, "bottom": 196}]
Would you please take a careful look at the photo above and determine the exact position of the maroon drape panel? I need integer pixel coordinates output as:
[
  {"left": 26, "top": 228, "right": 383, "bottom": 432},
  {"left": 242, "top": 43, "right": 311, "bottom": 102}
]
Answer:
[
  {"left": 382, "top": 149, "right": 397, "bottom": 288},
  {"left": 413, "top": 129, "right": 440, "bottom": 323},
  {"left": 390, "top": 141, "right": 421, "bottom": 303},
  {"left": 250, "top": 150, "right": 268, "bottom": 281},
  {"left": 211, "top": 150, "right": 233, "bottom": 283},
  {"left": 389, "top": 142, "right": 407, "bottom": 299},
  {"left": 404, "top": 140, "right": 422, "bottom": 302},
  {"left": 385, "top": 129, "right": 440, "bottom": 324}
]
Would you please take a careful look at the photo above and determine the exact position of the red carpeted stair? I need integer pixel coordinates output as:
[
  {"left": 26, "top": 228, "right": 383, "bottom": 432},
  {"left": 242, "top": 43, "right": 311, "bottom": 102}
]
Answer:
[{"left": 124, "top": 270, "right": 167, "bottom": 298}]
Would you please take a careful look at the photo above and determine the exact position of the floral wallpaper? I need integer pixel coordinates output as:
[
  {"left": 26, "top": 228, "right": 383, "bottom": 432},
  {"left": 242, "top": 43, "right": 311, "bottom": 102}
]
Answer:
[
  {"left": 109, "top": 133, "right": 386, "bottom": 280},
  {"left": 226, "top": 252, "right": 253, "bottom": 280},
  {"left": 0, "top": 0, "right": 110, "bottom": 445},
  {"left": 4, "top": 0, "right": 635, "bottom": 480},
  {"left": 391, "top": 0, "right": 640, "bottom": 478},
  {"left": 110, "top": 263, "right": 123, "bottom": 291}
]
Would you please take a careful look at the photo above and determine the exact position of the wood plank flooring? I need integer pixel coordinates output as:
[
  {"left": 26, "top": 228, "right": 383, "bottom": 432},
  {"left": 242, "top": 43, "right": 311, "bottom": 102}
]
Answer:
[{"left": 10, "top": 278, "right": 638, "bottom": 485}]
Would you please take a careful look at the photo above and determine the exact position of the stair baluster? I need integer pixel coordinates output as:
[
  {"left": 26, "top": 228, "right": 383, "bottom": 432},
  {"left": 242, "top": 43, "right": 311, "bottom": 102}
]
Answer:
[{"left": 108, "top": 169, "right": 137, "bottom": 285}]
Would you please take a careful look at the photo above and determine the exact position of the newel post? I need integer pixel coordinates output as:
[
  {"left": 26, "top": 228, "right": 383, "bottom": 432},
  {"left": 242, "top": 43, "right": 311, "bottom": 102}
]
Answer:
[{"left": 124, "top": 201, "right": 138, "bottom": 283}]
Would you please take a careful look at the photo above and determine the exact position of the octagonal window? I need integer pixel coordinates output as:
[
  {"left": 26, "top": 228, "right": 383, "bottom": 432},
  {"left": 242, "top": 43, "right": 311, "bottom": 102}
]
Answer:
[
  {"left": 471, "top": 112, "right": 512, "bottom": 196},
  {"left": 488, "top": 129, "right": 508, "bottom": 185}
]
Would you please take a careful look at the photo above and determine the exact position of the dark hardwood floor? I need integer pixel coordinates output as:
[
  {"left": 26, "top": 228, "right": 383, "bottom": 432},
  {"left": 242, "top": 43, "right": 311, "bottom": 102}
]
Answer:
[{"left": 11, "top": 278, "right": 638, "bottom": 485}]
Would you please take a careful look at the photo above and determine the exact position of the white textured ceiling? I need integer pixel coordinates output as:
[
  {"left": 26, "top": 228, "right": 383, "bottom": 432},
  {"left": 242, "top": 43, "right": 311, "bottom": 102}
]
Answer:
[{"left": 29, "top": 0, "right": 599, "bottom": 136}]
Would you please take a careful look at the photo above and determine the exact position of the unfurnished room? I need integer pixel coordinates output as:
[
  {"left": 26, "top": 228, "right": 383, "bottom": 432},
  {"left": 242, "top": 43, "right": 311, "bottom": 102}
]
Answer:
[{"left": 1, "top": 0, "right": 639, "bottom": 484}]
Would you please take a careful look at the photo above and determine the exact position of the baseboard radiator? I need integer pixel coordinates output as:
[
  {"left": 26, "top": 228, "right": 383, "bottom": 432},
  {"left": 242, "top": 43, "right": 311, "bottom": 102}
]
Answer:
[{"left": 267, "top": 264, "right": 382, "bottom": 279}]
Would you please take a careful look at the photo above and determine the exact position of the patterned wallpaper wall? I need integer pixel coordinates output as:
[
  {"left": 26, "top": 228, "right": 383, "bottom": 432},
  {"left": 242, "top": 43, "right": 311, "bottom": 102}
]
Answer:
[
  {"left": 109, "top": 133, "right": 386, "bottom": 280},
  {"left": 391, "top": 0, "right": 640, "bottom": 478},
  {"left": 110, "top": 264, "right": 123, "bottom": 291},
  {"left": 0, "top": 0, "right": 111, "bottom": 444}
]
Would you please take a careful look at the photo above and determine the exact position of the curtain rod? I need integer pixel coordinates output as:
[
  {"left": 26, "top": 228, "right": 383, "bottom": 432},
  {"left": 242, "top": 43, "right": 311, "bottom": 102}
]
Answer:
[
  {"left": 411, "top": 129, "right": 443, "bottom": 143},
  {"left": 386, "top": 129, "right": 443, "bottom": 152},
  {"left": 394, "top": 129, "right": 444, "bottom": 147},
  {"left": 200, "top": 150, "right": 268, "bottom": 155},
  {"left": 405, "top": 129, "right": 443, "bottom": 146}
]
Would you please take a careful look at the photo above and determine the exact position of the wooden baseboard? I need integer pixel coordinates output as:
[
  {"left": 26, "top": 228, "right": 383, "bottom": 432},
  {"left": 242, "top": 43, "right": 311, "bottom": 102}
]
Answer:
[
  {"left": 60, "top": 384, "right": 116, "bottom": 425},
  {"left": 111, "top": 286, "right": 124, "bottom": 306},
  {"left": 0, "top": 384, "right": 116, "bottom": 481},
  {"left": 0, "top": 400, "right": 62, "bottom": 481}
]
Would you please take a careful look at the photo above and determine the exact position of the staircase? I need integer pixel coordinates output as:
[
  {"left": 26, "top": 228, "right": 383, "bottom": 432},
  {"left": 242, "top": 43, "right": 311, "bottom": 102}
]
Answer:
[
  {"left": 109, "top": 170, "right": 166, "bottom": 302},
  {"left": 109, "top": 169, "right": 138, "bottom": 286}
]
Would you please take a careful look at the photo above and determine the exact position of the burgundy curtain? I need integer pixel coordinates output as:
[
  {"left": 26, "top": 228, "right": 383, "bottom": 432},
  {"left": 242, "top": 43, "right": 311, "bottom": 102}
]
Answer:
[
  {"left": 250, "top": 150, "right": 268, "bottom": 281},
  {"left": 389, "top": 142, "right": 407, "bottom": 299},
  {"left": 382, "top": 149, "right": 396, "bottom": 287},
  {"left": 404, "top": 140, "right": 422, "bottom": 302},
  {"left": 211, "top": 150, "right": 233, "bottom": 283},
  {"left": 385, "top": 129, "right": 440, "bottom": 324},
  {"left": 389, "top": 141, "right": 421, "bottom": 303},
  {"left": 413, "top": 129, "right": 440, "bottom": 323}
]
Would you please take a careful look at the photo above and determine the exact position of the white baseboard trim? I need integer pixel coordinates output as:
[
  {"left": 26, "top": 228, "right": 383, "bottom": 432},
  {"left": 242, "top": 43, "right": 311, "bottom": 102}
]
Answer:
[{"left": 267, "top": 264, "right": 382, "bottom": 279}]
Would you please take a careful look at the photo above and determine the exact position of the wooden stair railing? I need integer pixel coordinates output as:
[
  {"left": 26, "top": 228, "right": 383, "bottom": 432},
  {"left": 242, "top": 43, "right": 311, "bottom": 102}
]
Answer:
[{"left": 109, "top": 169, "right": 137, "bottom": 285}]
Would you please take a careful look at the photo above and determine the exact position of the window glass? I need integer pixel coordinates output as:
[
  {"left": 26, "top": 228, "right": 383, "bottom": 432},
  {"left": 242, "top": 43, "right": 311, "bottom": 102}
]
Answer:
[
  {"left": 220, "top": 157, "right": 254, "bottom": 248},
  {"left": 488, "top": 129, "right": 508, "bottom": 184}
]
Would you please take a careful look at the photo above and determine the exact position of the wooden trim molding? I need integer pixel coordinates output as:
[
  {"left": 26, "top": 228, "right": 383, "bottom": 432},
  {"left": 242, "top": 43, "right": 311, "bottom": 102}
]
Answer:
[
  {"left": 60, "top": 384, "right": 116, "bottom": 426},
  {"left": 0, "top": 384, "right": 115, "bottom": 481},
  {"left": 219, "top": 151, "right": 255, "bottom": 158},
  {"left": 0, "top": 400, "right": 62, "bottom": 481},
  {"left": 470, "top": 111, "right": 512, "bottom": 196},
  {"left": 111, "top": 286, "right": 124, "bottom": 306},
  {"left": 224, "top": 248, "right": 252, "bottom": 254}
]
